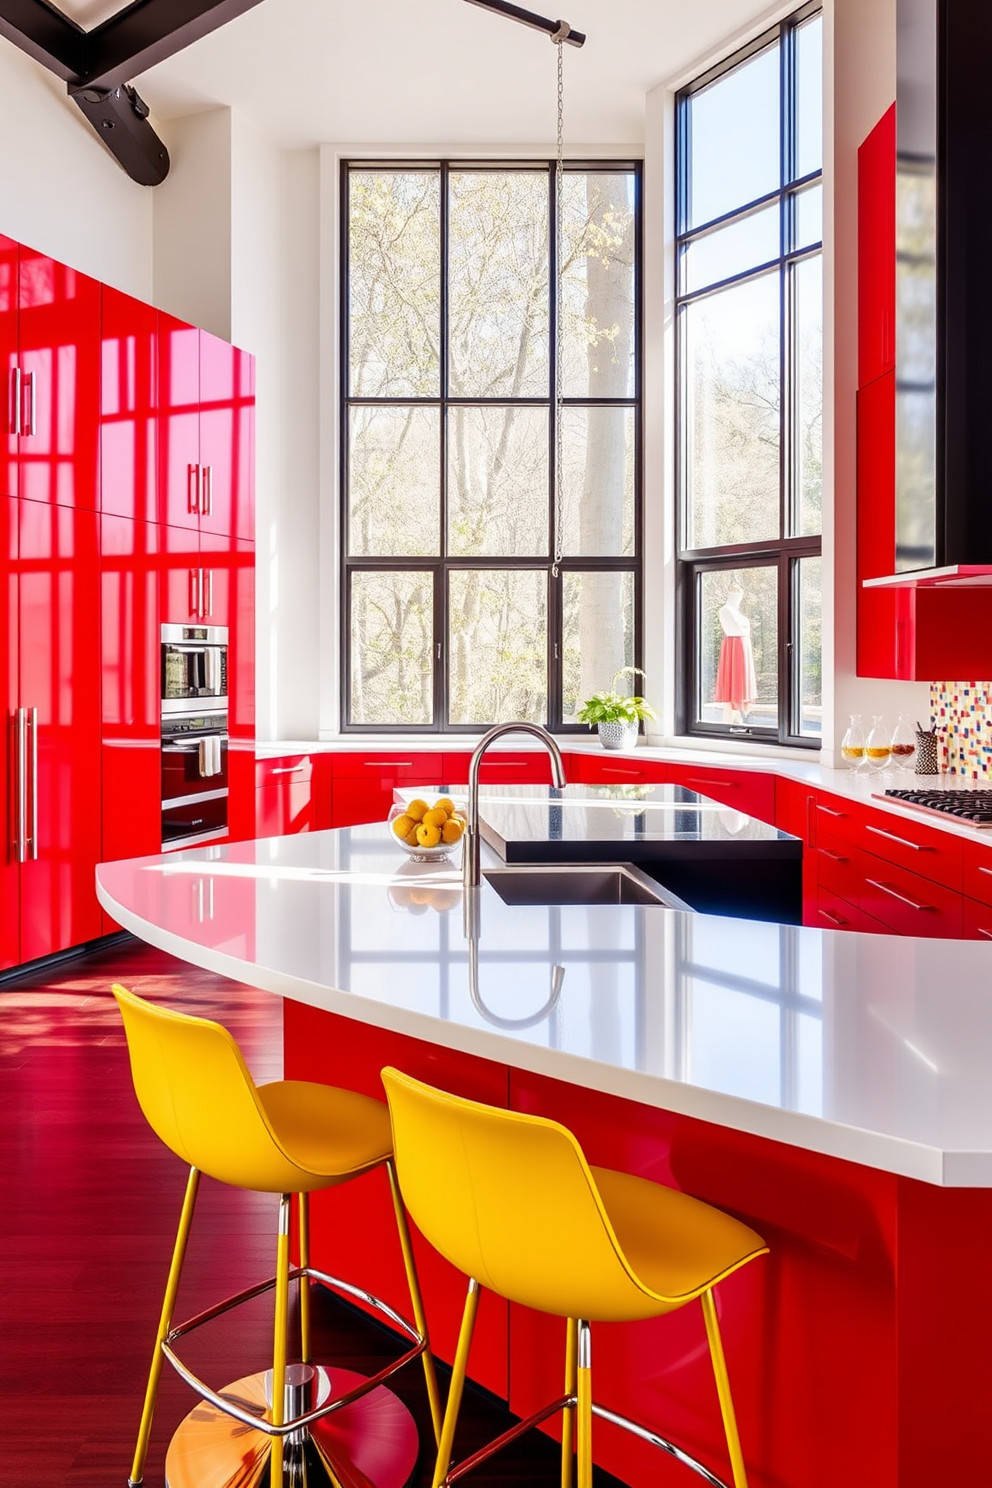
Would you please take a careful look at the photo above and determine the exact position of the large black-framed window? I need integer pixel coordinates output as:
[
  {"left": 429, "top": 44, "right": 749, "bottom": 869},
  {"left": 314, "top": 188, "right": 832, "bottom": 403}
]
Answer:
[
  {"left": 676, "top": 4, "right": 822, "bottom": 747},
  {"left": 341, "top": 159, "right": 641, "bottom": 733}
]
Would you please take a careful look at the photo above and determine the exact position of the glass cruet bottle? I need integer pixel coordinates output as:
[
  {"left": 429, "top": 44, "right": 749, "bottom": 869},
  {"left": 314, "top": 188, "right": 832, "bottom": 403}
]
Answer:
[
  {"left": 890, "top": 714, "right": 916, "bottom": 772},
  {"left": 865, "top": 714, "right": 892, "bottom": 770},
  {"left": 840, "top": 714, "right": 866, "bottom": 769}
]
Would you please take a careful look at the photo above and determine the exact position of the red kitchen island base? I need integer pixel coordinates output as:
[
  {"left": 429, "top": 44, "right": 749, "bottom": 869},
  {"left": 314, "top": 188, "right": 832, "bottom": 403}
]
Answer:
[{"left": 285, "top": 997, "right": 992, "bottom": 1488}]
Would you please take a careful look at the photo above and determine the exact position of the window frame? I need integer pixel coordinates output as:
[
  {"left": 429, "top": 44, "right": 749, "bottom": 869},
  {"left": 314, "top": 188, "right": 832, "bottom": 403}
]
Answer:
[
  {"left": 340, "top": 157, "right": 643, "bottom": 735},
  {"left": 675, "top": 3, "right": 823, "bottom": 749}
]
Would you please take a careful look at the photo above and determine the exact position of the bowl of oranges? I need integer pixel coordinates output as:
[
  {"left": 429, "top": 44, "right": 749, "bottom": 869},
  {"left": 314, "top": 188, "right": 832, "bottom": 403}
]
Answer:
[{"left": 388, "top": 797, "right": 467, "bottom": 862}]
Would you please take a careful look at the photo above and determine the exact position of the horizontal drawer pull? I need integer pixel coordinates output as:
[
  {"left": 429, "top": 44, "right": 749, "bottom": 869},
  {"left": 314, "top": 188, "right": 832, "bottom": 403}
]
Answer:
[
  {"left": 865, "top": 877, "right": 934, "bottom": 913},
  {"left": 363, "top": 760, "right": 414, "bottom": 768},
  {"left": 819, "top": 848, "right": 848, "bottom": 864},
  {"left": 602, "top": 767, "right": 646, "bottom": 778},
  {"left": 978, "top": 865, "right": 992, "bottom": 879},
  {"left": 483, "top": 761, "right": 528, "bottom": 768},
  {"left": 978, "top": 928, "right": 992, "bottom": 941},
  {"left": 685, "top": 776, "right": 737, "bottom": 789},
  {"left": 268, "top": 765, "right": 305, "bottom": 775},
  {"left": 818, "top": 908, "right": 848, "bottom": 927},
  {"left": 865, "top": 823, "right": 928, "bottom": 852},
  {"left": 816, "top": 804, "right": 846, "bottom": 818}
]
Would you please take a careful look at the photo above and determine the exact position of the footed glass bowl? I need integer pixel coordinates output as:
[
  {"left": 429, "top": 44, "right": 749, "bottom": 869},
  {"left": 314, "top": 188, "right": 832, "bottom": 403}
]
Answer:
[{"left": 387, "top": 801, "right": 465, "bottom": 863}]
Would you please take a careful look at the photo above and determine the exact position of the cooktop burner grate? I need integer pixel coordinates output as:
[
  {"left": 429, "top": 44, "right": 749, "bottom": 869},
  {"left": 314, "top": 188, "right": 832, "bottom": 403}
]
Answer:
[{"left": 882, "top": 788, "right": 992, "bottom": 826}]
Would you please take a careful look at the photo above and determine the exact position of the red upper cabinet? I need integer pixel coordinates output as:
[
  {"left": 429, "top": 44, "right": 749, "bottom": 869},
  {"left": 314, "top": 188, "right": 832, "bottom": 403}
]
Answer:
[
  {"left": 199, "top": 330, "right": 255, "bottom": 542},
  {"left": 17, "top": 250, "right": 100, "bottom": 511},
  {"left": 158, "top": 313, "right": 201, "bottom": 531},
  {"left": 158, "top": 318, "right": 255, "bottom": 542},
  {"left": 100, "top": 288, "right": 158, "bottom": 524},
  {"left": 1, "top": 236, "right": 17, "bottom": 502},
  {"left": 858, "top": 104, "right": 896, "bottom": 388}
]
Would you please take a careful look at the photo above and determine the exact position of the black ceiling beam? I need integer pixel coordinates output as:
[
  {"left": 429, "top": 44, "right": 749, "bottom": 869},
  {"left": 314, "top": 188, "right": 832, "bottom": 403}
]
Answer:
[
  {"left": 462, "top": 0, "right": 586, "bottom": 47},
  {"left": 78, "top": 0, "right": 267, "bottom": 90},
  {"left": 0, "top": 0, "right": 83, "bottom": 81}
]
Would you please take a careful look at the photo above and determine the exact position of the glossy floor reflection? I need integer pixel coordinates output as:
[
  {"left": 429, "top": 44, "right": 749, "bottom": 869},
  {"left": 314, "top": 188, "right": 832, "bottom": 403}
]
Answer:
[{"left": 0, "top": 935, "right": 623, "bottom": 1487}]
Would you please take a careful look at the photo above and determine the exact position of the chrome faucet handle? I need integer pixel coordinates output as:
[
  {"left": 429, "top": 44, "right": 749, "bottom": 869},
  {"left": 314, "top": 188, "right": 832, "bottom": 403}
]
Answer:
[{"left": 463, "top": 722, "right": 567, "bottom": 889}]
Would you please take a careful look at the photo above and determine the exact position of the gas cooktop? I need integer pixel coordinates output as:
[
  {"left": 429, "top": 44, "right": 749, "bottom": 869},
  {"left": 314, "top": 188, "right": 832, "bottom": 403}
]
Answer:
[{"left": 880, "top": 788, "right": 992, "bottom": 827}]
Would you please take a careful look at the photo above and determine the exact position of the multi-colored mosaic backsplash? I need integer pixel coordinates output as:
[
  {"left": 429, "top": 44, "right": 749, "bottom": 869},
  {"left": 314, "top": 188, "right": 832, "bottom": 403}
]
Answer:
[{"left": 931, "top": 683, "right": 992, "bottom": 778}]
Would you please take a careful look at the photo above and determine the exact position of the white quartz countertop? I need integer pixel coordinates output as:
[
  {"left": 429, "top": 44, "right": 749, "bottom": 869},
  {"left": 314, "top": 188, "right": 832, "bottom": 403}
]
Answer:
[{"left": 97, "top": 815, "right": 992, "bottom": 1190}]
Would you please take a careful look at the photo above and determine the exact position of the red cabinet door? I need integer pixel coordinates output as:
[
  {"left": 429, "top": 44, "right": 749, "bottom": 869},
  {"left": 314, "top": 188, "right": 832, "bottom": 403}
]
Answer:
[
  {"left": 669, "top": 764, "right": 777, "bottom": 823},
  {"left": 18, "top": 499, "right": 102, "bottom": 960},
  {"left": 100, "top": 287, "right": 158, "bottom": 523},
  {"left": 256, "top": 775, "right": 313, "bottom": 838},
  {"left": 0, "top": 494, "right": 18, "bottom": 968},
  {"left": 160, "top": 522, "right": 202, "bottom": 625},
  {"left": 199, "top": 331, "right": 255, "bottom": 541},
  {"left": 158, "top": 313, "right": 200, "bottom": 531},
  {"left": 18, "top": 251, "right": 100, "bottom": 511},
  {"left": 441, "top": 750, "right": 557, "bottom": 785},
  {"left": 100, "top": 515, "right": 161, "bottom": 868},
  {"left": 0, "top": 236, "right": 17, "bottom": 501},
  {"left": 858, "top": 105, "right": 896, "bottom": 388},
  {"left": 562, "top": 753, "right": 671, "bottom": 786},
  {"left": 331, "top": 753, "right": 444, "bottom": 828}
]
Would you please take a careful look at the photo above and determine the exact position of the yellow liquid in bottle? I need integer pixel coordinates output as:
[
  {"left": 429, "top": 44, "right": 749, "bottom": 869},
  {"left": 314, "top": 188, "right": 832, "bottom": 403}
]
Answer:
[
  {"left": 866, "top": 747, "right": 891, "bottom": 759},
  {"left": 841, "top": 746, "right": 864, "bottom": 760}
]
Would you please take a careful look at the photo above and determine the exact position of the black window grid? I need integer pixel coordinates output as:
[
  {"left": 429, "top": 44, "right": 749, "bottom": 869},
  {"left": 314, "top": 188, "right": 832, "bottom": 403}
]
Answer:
[
  {"left": 675, "top": 3, "right": 823, "bottom": 749},
  {"left": 340, "top": 159, "right": 643, "bottom": 735}
]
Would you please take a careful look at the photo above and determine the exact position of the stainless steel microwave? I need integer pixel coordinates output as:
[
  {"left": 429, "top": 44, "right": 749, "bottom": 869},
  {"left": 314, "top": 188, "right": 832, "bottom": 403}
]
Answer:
[{"left": 161, "top": 623, "right": 228, "bottom": 714}]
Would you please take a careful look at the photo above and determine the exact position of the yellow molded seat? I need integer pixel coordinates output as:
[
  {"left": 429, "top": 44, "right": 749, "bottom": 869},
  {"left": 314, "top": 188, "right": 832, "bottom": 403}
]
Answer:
[
  {"left": 382, "top": 1065, "right": 767, "bottom": 1488},
  {"left": 113, "top": 986, "right": 440, "bottom": 1488}
]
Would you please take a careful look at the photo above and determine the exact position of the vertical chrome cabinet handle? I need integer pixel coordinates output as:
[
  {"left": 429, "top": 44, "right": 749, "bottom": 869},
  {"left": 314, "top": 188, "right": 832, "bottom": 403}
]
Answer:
[
  {"left": 206, "top": 569, "right": 213, "bottom": 617},
  {"left": 188, "top": 463, "right": 200, "bottom": 515},
  {"left": 28, "top": 707, "right": 38, "bottom": 860},
  {"left": 10, "top": 367, "right": 22, "bottom": 436},
  {"left": 202, "top": 465, "right": 212, "bottom": 516},
  {"left": 16, "top": 707, "right": 27, "bottom": 863},
  {"left": 190, "top": 567, "right": 201, "bottom": 619},
  {"left": 25, "top": 372, "right": 36, "bottom": 437}
]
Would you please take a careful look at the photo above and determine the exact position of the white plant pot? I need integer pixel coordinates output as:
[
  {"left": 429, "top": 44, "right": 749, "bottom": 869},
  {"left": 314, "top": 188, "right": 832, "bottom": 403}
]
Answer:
[{"left": 597, "top": 721, "right": 638, "bottom": 752}]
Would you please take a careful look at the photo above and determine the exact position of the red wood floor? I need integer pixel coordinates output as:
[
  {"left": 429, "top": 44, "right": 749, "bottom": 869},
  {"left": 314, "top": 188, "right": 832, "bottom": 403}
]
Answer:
[{"left": 0, "top": 936, "right": 622, "bottom": 1488}]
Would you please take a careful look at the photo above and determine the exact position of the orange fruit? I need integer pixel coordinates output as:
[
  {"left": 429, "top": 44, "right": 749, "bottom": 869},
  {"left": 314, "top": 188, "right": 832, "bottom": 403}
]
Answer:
[
  {"left": 406, "top": 798, "right": 429, "bottom": 822},
  {"left": 441, "top": 818, "right": 464, "bottom": 844},
  {"left": 416, "top": 822, "right": 442, "bottom": 848},
  {"left": 423, "top": 806, "right": 448, "bottom": 829},
  {"left": 405, "top": 825, "right": 421, "bottom": 846},
  {"left": 434, "top": 797, "right": 456, "bottom": 816},
  {"left": 392, "top": 814, "right": 414, "bottom": 839}
]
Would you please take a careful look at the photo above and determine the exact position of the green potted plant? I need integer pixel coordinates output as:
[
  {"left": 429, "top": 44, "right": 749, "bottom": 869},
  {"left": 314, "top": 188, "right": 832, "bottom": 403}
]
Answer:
[{"left": 576, "top": 667, "right": 656, "bottom": 751}]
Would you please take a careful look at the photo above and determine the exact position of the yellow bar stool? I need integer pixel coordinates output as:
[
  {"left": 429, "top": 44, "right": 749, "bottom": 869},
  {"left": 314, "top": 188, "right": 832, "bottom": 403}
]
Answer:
[
  {"left": 382, "top": 1067, "right": 768, "bottom": 1488},
  {"left": 113, "top": 985, "right": 441, "bottom": 1488}
]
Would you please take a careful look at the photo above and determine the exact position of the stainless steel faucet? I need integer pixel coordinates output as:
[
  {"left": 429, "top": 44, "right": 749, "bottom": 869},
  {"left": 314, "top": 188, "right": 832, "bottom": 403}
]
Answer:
[{"left": 462, "top": 723, "right": 567, "bottom": 890}]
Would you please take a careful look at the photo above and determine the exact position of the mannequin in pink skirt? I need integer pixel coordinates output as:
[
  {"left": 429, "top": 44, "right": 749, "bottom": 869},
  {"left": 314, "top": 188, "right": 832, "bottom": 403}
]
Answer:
[{"left": 714, "top": 586, "right": 757, "bottom": 723}]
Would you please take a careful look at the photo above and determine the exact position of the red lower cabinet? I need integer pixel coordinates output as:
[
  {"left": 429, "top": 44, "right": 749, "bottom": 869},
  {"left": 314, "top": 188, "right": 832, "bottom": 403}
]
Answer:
[
  {"left": 668, "top": 765, "right": 777, "bottom": 824},
  {"left": 566, "top": 752, "right": 670, "bottom": 786},
  {"left": 962, "top": 896, "right": 992, "bottom": 941},
  {"left": 19, "top": 499, "right": 103, "bottom": 960},
  {"left": 330, "top": 753, "right": 444, "bottom": 828},
  {"left": 442, "top": 750, "right": 558, "bottom": 786},
  {"left": 860, "top": 852, "right": 963, "bottom": 939},
  {"left": 0, "top": 495, "right": 19, "bottom": 969},
  {"left": 256, "top": 756, "right": 314, "bottom": 837},
  {"left": 283, "top": 1002, "right": 510, "bottom": 1399}
]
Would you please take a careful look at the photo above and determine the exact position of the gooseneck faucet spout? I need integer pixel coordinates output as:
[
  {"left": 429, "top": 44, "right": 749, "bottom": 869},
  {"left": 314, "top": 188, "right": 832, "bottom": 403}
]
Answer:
[{"left": 463, "top": 723, "right": 567, "bottom": 890}]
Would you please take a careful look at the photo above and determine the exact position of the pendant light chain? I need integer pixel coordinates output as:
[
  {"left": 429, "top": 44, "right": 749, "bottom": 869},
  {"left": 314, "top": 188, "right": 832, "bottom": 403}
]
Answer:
[{"left": 552, "top": 29, "right": 566, "bottom": 580}]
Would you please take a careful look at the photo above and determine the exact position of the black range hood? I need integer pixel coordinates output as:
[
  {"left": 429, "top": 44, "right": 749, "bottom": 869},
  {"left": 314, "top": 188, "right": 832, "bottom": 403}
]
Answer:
[{"left": 874, "top": 0, "right": 992, "bottom": 588}]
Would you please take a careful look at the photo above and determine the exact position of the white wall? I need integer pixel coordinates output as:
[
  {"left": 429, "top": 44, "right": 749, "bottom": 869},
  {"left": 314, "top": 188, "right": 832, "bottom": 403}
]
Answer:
[
  {"left": 153, "top": 109, "right": 234, "bottom": 339},
  {"left": 0, "top": 43, "right": 153, "bottom": 297}
]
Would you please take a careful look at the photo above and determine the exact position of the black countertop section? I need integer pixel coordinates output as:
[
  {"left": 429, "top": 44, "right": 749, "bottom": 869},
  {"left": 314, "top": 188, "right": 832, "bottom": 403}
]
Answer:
[{"left": 471, "top": 783, "right": 800, "bottom": 864}]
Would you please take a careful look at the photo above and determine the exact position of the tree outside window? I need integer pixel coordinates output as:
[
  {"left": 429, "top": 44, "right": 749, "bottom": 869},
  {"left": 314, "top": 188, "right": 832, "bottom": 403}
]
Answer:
[{"left": 343, "top": 161, "right": 641, "bottom": 732}]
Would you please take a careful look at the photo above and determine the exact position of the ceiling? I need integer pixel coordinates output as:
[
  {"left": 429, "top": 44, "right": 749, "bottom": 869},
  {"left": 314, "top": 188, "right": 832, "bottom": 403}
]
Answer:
[{"left": 52, "top": 0, "right": 776, "bottom": 150}]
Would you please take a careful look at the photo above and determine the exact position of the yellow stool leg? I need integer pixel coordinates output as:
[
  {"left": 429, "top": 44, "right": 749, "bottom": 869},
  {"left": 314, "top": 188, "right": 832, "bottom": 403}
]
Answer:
[
  {"left": 128, "top": 1165, "right": 200, "bottom": 1487},
  {"left": 270, "top": 1193, "right": 293, "bottom": 1488},
  {"left": 576, "top": 1320, "right": 592, "bottom": 1488},
  {"left": 701, "top": 1289, "right": 748, "bottom": 1488},
  {"left": 298, "top": 1192, "right": 311, "bottom": 1365},
  {"left": 561, "top": 1317, "right": 578, "bottom": 1488},
  {"left": 387, "top": 1158, "right": 443, "bottom": 1446},
  {"left": 432, "top": 1278, "right": 480, "bottom": 1488}
]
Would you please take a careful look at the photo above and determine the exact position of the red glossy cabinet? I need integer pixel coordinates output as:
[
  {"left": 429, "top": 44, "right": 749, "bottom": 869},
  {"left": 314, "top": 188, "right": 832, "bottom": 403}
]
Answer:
[
  {"left": 858, "top": 104, "right": 896, "bottom": 388},
  {"left": 330, "top": 753, "right": 444, "bottom": 828},
  {"left": 100, "top": 288, "right": 158, "bottom": 524},
  {"left": 1, "top": 236, "right": 17, "bottom": 501},
  {"left": 100, "top": 515, "right": 161, "bottom": 871},
  {"left": 158, "top": 314, "right": 200, "bottom": 532},
  {"left": 0, "top": 494, "right": 19, "bottom": 968},
  {"left": 442, "top": 750, "right": 557, "bottom": 785},
  {"left": 566, "top": 752, "right": 670, "bottom": 786},
  {"left": 18, "top": 498, "right": 103, "bottom": 961},
  {"left": 256, "top": 756, "right": 314, "bottom": 838}
]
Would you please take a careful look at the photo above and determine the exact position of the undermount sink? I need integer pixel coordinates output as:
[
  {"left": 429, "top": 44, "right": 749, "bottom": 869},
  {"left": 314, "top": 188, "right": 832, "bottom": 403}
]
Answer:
[{"left": 483, "top": 863, "right": 690, "bottom": 910}]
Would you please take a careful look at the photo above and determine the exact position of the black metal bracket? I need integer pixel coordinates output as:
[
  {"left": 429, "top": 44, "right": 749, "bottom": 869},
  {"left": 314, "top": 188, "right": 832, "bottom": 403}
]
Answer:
[{"left": 0, "top": 0, "right": 267, "bottom": 184}]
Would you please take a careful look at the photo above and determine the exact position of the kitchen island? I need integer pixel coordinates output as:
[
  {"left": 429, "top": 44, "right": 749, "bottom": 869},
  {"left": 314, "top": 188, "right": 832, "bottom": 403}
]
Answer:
[{"left": 96, "top": 815, "right": 992, "bottom": 1488}]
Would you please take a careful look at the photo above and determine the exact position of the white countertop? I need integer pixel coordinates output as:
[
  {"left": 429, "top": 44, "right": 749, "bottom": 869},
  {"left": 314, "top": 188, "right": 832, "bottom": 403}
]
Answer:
[{"left": 97, "top": 816, "right": 992, "bottom": 1190}]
